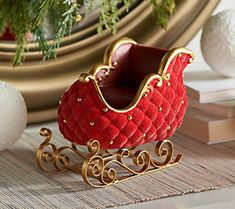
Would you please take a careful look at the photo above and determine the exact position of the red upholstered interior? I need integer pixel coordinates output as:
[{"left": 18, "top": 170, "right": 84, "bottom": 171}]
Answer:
[
  {"left": 100, "top": 44, "right": 168, "bottom": 109},
  {"left": 57, "top": 39, "right": 192, "bottom": 149}
]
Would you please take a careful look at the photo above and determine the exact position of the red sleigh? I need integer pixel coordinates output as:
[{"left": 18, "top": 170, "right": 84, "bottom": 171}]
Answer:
[
  {"left": 36, "top": 37, "right": 193, "bottom": 187},
  {"left": 58, "top": 37, "right": 193, "bottom": 149}
]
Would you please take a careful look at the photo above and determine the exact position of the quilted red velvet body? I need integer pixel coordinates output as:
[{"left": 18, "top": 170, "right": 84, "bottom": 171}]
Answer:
[{"left": 58, "top": 51, "right": 191, "bottom": 149}]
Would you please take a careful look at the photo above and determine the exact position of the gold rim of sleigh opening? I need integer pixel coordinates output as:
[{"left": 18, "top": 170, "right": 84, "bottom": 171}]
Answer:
[
  {"left": 79, "top": 37, "right": 194, "bottom": 113},
  {"left": 36, "top": 37, "right": 194, "bottom": 187}
]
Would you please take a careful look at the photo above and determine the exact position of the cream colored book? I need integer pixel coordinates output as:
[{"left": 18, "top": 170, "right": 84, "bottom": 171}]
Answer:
[
  {"left": 188, "top": 97, "right": 235, "bottom": 118},
  {"left": 184, "top": 70, "right": 235, "bottom": 103},
  {"left": 177, "top": 108, "right": 235, "bottom": 144}
]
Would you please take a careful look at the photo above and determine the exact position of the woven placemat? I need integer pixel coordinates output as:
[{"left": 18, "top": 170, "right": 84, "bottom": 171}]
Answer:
[{"left": 0, "top": 128, "right": 235, "bottom": 209}]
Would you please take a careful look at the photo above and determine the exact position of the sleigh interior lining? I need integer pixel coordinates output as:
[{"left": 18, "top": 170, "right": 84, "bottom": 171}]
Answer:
[{"left": 98, "top": 43, "right": 168, "bottom": 109}]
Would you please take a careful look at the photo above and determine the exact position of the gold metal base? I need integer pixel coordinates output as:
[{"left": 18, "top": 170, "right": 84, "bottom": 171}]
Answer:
[{"left": 36, "top": 128, "right": 182, "bottom": 188}]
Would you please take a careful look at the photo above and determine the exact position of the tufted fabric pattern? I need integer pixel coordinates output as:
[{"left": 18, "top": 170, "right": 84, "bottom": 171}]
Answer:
[{"left": 58, "top": 53, "right": 191, "bottom": 149}]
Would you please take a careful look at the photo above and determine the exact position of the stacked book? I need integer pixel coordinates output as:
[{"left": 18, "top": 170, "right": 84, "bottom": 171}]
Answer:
[{"left": 178, "top": 70, "right": 235, "bottom": 144}]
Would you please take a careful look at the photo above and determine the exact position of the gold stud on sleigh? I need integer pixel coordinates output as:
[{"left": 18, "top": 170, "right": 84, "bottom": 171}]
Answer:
[{"left": 36, "top": 37, "right": 194, "bottom": 187}]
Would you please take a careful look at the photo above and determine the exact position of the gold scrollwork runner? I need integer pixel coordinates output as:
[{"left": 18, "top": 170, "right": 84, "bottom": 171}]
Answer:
[{"left": 0, "top": 128, "right": 234, "bottom": 208}]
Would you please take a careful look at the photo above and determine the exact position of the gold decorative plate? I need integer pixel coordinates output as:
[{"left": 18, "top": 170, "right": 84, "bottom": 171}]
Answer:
[{"left": 0, "top": 0, "right": 220, "bottom": 123}]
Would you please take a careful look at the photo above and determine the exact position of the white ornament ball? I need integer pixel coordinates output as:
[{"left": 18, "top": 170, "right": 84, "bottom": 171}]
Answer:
[
  {"left": 0, "top": 82, "right": 27, "bottom": 151},
  {"left": 201, "top": 10, "right": 235, "bottom": 77}
]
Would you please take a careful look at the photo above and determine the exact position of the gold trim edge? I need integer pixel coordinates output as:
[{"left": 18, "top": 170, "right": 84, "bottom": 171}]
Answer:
[
  {"left": 79, "top": 73, "right": 163, "bottom": 113},
  {"left": 81, "top": 38, "right": 194, "bottom": 113}
]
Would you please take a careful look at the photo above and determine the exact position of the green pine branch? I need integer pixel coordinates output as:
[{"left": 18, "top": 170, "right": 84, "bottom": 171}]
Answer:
[
  {"left": 150, "top": 0, "right": 176, "bottom": 29},
  {"left": 35, "top": 26, "right": 55, "bottom": 59},
  {"left": 0, "top": 0, "right": 176, "bottom": 66},
  {"left": 43, "top": 0, "right": 80, "bottom": 60},
  {"left": 97, "top": 0, "right": 132, "bottom": 34}
]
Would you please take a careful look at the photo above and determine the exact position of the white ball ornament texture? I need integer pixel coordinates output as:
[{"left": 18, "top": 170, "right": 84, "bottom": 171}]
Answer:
[
  {"left": 0, "top": 82, "right": 27, "bottom": 152},
  {"left": 201, "top": 10, "right": 235, "bottom": 77}
]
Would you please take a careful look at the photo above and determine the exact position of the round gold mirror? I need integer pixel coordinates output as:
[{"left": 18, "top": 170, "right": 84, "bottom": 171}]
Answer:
[{"left": 0, "top": 0, "right": 220, "bottom": 123}]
